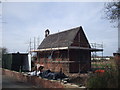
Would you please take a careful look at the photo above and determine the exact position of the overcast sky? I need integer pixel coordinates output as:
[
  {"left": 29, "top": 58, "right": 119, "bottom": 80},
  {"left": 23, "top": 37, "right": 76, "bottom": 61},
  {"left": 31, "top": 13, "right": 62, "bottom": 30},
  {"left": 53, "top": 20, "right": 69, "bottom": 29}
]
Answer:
[{"left": 2, "top": 2, "right": 118, "bottom": 56}]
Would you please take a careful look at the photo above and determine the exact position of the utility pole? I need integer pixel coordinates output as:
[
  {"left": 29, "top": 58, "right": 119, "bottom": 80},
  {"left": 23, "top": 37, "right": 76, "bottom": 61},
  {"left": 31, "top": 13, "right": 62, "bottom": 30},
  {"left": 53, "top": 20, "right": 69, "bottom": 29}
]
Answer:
[
  {"left": 34, "top": 37, "right": 36, "bottom": 51},
  {"left": 28, "top": 38, "right": 32, "bottom": 71},
  {"left": 118, "top": 17, "right": 120, "bottom": 53},
  {"left": 30, "top": 38, "right": 32, "bottom": 54},
  {"left": 37, "top": 37, "right": 40, "bottom": 47}
]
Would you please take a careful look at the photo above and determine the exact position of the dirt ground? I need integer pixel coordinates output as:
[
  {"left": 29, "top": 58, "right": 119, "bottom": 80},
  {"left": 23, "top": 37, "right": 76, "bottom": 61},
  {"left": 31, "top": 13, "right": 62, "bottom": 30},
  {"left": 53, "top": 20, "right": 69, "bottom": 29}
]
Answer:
[{"left": 66, "top": 73, "right": 89, "bottom": 87}]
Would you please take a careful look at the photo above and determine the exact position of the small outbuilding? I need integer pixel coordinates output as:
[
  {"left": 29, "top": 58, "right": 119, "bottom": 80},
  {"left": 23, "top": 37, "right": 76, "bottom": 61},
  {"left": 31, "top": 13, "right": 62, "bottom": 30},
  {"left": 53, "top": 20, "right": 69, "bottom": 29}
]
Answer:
[
  {"left": 34, "top": 26, "right": 102, "bottom": 73},
  {"left": 2, "top": 52, "right": 30, "bottom": 72}
]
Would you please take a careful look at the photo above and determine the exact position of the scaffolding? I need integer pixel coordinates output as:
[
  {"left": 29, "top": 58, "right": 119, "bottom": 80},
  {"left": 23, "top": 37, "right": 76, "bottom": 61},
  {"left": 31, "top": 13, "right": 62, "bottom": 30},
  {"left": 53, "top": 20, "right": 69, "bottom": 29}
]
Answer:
[
  {"left": 90, "top": 43, "right": 103, "bottom": 61},
  {"left": 30, "top": 29, "right": 103, "bottom": 73},
  {"left": 31, "top": 41, "right": 103, "bottom": 73}
]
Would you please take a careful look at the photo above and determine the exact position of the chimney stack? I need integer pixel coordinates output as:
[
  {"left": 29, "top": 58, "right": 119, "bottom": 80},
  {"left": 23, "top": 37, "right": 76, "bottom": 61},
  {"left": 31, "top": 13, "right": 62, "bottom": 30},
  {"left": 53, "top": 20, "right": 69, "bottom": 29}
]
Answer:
[{"left": 45, "top": 29, "right": 50, "bottom": 37}]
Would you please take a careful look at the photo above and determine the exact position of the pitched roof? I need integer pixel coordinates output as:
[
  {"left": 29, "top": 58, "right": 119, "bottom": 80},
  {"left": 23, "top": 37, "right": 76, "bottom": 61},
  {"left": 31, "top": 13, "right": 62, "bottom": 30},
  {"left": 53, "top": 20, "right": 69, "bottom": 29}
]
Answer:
[{"left": 38, "top": 26, "right": 82, "bottom": 49}]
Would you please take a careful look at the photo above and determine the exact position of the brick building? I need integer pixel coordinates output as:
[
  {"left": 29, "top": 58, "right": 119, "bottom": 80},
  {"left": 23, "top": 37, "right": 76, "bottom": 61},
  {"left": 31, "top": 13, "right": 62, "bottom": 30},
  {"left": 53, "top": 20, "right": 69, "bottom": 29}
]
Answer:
[{"left": 35, "top": 26, "right": 102, "bottom": 73}]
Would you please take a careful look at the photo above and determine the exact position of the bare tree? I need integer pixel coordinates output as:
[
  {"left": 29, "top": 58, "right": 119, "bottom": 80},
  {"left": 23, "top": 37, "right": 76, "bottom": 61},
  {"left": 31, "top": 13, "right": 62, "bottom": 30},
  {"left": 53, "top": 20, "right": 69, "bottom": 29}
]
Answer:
[
  {"left": 104, "top": 1, "right": 120, "bottom": 23},
  {"left": 104, "top": 1, "right": 120, "bottom": 53},
  {"left": 102, "top": 2, "right": 120, "bottom": 87}
]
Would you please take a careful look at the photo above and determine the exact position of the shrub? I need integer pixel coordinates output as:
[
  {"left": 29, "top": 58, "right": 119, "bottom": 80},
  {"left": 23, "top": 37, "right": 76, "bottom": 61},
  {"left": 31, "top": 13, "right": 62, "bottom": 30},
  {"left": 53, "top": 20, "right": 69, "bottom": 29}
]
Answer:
[{"left": 87, "top": 59, "right": 118, "bottom": 88}]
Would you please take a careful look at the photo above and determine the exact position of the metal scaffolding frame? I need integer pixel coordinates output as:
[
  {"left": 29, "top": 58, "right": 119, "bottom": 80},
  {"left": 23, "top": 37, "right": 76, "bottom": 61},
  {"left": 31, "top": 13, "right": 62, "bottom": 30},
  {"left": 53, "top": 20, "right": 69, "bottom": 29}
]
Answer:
[{"left": 90, "top": 43, "right": 103, "bottom": 60}]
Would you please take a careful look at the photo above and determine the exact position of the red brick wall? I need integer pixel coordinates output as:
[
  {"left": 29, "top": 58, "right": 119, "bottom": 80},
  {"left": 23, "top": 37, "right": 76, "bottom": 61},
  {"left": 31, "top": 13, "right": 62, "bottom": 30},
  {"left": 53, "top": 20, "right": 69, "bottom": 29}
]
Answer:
[
  {"left": 38, "top": 58, "right": 69, "bottom": 73},
  {"left": 38, "top": 50, "right": 91, "bottom": 73},
  {"left": 38, "top": 50, "right": 70, "bottom": 73}
]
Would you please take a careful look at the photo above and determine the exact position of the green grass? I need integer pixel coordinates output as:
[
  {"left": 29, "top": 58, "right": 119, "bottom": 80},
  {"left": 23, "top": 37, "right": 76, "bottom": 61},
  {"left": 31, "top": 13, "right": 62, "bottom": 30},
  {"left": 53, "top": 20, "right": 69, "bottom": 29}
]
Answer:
[
  {"left": 92, "top": 63, "right": 112, "bottom": 68},
  {"left": 91, "top": 60, "right": 114, "bottom": 69}
]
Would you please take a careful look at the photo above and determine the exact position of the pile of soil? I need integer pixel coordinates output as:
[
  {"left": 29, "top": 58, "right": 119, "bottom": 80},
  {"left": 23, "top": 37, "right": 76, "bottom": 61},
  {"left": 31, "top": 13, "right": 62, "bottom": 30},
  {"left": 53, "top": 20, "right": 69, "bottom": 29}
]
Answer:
[{"left": 66, "top": 73, "right": 89, "bottom": 86}]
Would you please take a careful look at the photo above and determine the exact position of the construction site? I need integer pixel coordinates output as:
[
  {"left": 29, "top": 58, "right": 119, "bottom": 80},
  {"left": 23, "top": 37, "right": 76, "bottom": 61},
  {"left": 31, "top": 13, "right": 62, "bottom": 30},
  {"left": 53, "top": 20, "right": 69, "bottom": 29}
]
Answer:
[
  {"left": 2, "top": 26, "right": 106, "bottom": 88},
  {"left": 32, "top": 26, "right": 103, "bottom": 73}
]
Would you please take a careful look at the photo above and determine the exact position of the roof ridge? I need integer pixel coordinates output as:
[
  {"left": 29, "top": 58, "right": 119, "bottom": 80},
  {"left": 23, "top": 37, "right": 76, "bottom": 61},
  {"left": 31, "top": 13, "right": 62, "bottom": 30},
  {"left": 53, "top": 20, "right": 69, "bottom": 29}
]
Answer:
[{"left": 48, "top": 26, "right": 81, "bottom": 36}]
